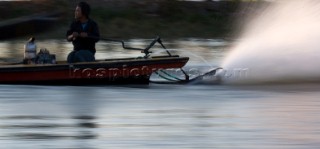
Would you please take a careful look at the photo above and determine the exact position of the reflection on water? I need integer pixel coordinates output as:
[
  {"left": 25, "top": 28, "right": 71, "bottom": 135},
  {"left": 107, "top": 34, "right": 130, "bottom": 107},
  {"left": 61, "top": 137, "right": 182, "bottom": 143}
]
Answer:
[
  {"left": 1, "top": 39, "right": 320, "bottom": 148},
  {"left": 0, "top": 84, "right": 320, "bottom": 148},
  {"left": 1, "top": 115, "right": 97, "bottom": 140}
]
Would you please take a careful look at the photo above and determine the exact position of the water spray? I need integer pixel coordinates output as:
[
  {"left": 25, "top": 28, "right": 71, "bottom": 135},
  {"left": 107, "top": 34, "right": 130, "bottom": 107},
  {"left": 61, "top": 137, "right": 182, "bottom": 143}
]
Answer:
[{"left": 219, "top": 0, "right": 320, "bottom": 84}]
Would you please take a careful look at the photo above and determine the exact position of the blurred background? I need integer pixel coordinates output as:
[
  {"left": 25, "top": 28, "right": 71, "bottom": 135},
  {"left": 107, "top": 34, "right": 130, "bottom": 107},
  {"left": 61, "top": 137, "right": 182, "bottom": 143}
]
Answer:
[{"left": 0, "top": 0, "right": 270, "bottom": 40}]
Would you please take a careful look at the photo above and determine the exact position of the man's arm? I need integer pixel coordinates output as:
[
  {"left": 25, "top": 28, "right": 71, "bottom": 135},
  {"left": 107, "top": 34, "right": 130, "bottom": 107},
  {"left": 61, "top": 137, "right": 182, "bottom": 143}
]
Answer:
[
  {"left": 66, "top": 22, "right": 78, "bottom": 41},
  {"left": 87, "top": 21, "right": 100, "bottom": 42},
  {"left": 68, "top": 32, "right": 79, "bottom": 41}
]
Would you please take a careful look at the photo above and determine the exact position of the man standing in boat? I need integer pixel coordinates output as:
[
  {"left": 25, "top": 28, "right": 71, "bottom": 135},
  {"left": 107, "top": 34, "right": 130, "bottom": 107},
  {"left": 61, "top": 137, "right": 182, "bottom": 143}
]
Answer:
[{"left": 66, "top": 1, "right": 100, "bottom": 63}]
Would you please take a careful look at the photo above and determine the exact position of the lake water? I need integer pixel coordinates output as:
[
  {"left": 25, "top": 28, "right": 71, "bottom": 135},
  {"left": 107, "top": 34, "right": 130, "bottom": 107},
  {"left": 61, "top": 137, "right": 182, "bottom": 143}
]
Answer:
[{"left": 0, "top": 39, "right": 320, "bottom": 149}]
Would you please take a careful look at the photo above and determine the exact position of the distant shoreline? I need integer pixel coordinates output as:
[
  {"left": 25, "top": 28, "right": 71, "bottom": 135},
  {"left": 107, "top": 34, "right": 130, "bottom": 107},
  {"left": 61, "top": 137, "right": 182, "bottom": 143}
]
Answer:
[{"left": 0, "top": 0, "right": 269, "bottom": 40}]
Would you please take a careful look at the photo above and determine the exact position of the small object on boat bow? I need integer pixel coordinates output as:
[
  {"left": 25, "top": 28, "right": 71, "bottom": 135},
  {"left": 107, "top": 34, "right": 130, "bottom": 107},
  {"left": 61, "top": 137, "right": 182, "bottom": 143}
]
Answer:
[{"left": 23, "top": 37, "right": 37, "bottom": 64}]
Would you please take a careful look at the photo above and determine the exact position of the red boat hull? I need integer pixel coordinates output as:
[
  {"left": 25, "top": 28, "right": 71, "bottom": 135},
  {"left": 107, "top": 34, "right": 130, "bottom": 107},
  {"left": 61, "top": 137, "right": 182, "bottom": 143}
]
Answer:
[{"left": 0, "top": 56, "right": 189, "bottom": 85}]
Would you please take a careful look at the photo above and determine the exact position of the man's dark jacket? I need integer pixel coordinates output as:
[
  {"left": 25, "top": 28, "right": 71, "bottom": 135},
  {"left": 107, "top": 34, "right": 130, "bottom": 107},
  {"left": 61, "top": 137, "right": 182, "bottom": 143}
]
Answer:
[{"left": 66, "top": 19, "right": 100, "bottom": 53}]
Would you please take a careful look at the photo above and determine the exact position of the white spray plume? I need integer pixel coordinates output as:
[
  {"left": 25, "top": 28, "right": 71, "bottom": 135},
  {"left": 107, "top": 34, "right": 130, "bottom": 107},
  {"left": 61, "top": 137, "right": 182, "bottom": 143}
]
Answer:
[{"left": 220, "top": 0, "right": 320, "bottom": 84}]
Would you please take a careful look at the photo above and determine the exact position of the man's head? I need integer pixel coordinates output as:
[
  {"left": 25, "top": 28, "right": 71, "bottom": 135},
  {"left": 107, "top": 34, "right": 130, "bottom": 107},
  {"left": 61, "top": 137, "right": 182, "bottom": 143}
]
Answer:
[{"left": 75, "top": 1, "right": 91, "bottom": 20}]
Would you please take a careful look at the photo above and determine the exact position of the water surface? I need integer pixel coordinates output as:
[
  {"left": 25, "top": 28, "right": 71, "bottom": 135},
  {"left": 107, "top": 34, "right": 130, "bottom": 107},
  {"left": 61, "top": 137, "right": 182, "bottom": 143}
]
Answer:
[{"left": 0, "top": 39, "right": 319, "bottom": 149}]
